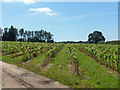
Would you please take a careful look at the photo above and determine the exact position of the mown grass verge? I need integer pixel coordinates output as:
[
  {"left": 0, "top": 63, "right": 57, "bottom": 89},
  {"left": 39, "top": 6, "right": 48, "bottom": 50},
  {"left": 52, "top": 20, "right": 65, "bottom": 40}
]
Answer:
[{"left": 77, "top": 51, "right": 118, "bottom": 88}]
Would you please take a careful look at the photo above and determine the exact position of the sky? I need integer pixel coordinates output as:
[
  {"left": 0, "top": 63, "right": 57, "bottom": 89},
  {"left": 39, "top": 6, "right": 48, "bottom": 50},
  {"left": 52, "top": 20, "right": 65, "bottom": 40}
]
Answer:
[{"left": 1, "top": 1, "right": 118, "bottom": 42}]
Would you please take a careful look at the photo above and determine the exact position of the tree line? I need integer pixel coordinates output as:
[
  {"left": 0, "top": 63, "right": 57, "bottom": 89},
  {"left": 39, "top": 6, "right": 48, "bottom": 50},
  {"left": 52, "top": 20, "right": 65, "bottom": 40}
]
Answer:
[
  {"left": 0, "top": 26, "right": 106, "bottom": 44},
  {"left": 57, "top": 31, "right": 106, "bottom": 44},
  {"left": 98, "top": 40, "right": 120, "bottom": 45},
  {"left": 0, "top": 26, "right": 54, "bottom": 43}
]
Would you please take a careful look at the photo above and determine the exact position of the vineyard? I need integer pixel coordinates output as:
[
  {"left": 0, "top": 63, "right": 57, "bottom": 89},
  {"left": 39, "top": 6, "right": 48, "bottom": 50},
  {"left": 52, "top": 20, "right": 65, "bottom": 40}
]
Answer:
[{"left": 1, "top": 41, "right": 120, "bottom": 88}]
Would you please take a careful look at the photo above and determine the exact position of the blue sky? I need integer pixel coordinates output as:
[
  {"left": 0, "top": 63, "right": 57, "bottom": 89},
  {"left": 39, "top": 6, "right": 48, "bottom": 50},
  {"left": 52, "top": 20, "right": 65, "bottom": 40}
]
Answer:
[{"left": 2, "top": 2, "right": 118, "bottom": 42}]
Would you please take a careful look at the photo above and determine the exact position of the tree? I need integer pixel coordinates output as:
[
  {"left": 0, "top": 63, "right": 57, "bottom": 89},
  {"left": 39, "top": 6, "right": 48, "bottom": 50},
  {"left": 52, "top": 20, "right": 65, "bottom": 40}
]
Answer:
[
  {"left": 39, "top": 30, "right": 43, "bottom": 41},
  {"left": 2, "top": 26, "right": 18, "bottom": 41},
  {"left": 41, "top": 30, "right": 45, "bottom": 41},
  {"left": 8, "top": 26, "right": 18, "bottom": 41},
  {"left": 0, "top": 28, "right": 3, "bottom": 41},
  {"left": 14, "top": 28, "right": 18, "bottom": 41},
  {"left": 88, "top": 31, "right": 105, "bottom": 44},
  {"left": 0, "top": 28, "right": 2, "bottom": 36},
  {"left": 23, "top": 31, "right": 27, "bottom": 41},
  {"left": 2, "top": 28, "right": 8, "bottom": 41},
  {"left": 27, "top": 31, "right": 32, "bottom": 41},
  {"left": 1, "top": 25, "right": 54, "bottom": 42},
  {"left": 19, "top": 28, "right": 24, "bottom": 38},
  {"left": 46, "top": 32, "right": 53, "bottom": 43},
  {"left": 31, "top": 31, "right": 34, "bottom": 37}
]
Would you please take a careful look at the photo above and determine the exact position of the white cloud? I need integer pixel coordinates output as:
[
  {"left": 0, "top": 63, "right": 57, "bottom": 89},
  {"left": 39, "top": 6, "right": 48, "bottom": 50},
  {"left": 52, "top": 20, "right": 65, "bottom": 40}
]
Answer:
[
  {"left": 29, "top": 7, "right": 52, "bottom": 13},
  {"left": 3, "top": 0, "right": 14, "bottom": 2},
  {"left": 46, "top": 12, "right": 57, "bottom": 16},
  {"left": 2, "top": 0, "right": 35, "bottom": 4},
  {"left": 29, "top": 7, "right": 57, "bottom": 16},
  {"left": 24, "top": 0, "right": 35, "bottom": 4}
]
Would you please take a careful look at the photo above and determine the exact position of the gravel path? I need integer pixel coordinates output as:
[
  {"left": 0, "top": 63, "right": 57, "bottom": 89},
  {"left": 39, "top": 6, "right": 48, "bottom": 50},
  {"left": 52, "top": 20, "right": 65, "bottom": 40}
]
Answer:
[{"left": 1, "top": 61, "right": 69, "bottom": 88}]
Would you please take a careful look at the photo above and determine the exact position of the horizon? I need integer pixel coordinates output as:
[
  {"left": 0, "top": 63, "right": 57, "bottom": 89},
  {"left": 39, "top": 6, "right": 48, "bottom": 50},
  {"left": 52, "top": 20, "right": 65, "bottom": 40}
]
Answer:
[{"left": 1, "top": 2, "right": 118, "bottom": 42}]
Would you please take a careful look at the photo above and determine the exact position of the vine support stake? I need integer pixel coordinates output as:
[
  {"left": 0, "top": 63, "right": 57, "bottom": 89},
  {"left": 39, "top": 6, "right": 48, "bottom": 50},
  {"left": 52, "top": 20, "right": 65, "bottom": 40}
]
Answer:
[
  {"left": 117, "top": 63, "right": 118, "bottom": 72},
  {"left": 112, "top": 62, "right": 114, "bottom": 70}
]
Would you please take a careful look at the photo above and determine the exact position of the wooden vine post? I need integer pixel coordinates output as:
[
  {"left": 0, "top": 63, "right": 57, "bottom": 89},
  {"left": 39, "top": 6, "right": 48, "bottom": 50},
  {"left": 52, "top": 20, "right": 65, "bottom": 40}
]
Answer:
[
  {"left": 112, "top": 62, "right": 114, "bottom": 70},
  {"left": 116, "top": 62, "right": 118, "bottom": 72},
  {"left": 108, "top": 60, "right": 110, "bottom": 68},
  {"left": 75, "top": 64, "right": 80, "bottom": 76},
  {"left": 73, "top": 50, "right": 80, "bottom": 76},
  {"left": 48, "top": 55, "right": 50, "bottom": 61}
]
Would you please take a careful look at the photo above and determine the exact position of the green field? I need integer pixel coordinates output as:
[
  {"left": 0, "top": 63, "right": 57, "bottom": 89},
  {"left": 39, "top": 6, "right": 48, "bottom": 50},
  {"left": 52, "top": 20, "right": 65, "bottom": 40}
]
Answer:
[{"left": 1, "top": 41, "right": 119, "bottom": 88}]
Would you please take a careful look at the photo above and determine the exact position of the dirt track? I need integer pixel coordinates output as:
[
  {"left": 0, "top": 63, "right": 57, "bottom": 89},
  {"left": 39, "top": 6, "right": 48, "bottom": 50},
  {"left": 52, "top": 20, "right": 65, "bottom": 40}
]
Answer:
[{"left": 1, "top": 61, "right": 69, "bottom": 88}]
